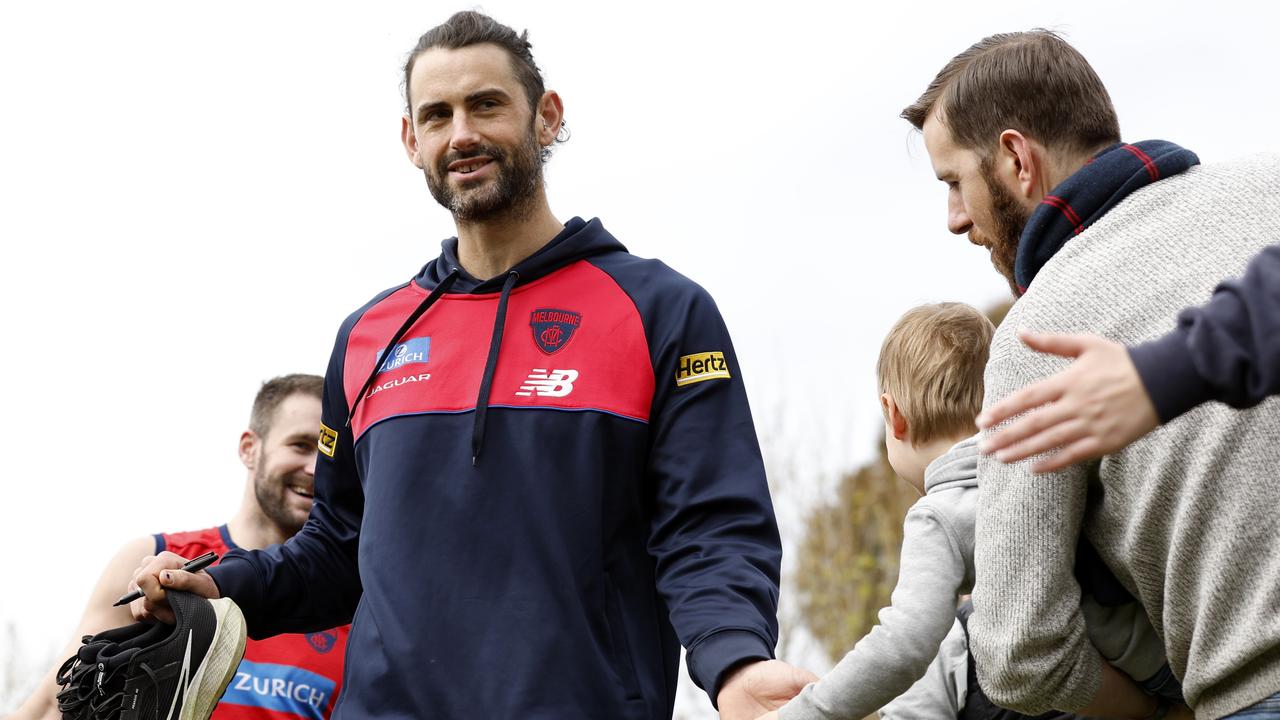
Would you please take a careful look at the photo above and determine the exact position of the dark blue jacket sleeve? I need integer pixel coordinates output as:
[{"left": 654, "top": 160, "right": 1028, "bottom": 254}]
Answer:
[
  {"left": 1130, "top": 244, "right": 1280, "bottom": 422},
  {"left": 207, "top": 320, "right": 364, "bottom": 638},
  {"left": 639, "top": 270, "right": 781, "bottom": 704}
]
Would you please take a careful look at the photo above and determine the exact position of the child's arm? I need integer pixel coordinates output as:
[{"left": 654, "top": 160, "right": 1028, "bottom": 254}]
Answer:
[
  {"left": 876, "top": 618, "right": 968, "bottom": 719},
  {"left": 779, "top": 506, "right": 967, "bottom": 720}
]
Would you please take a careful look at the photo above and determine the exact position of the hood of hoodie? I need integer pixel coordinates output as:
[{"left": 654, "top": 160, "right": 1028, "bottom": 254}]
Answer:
[
  {"left": 413, "top": 216, "right": 627, "bottom": 294},
  {"left": 924, "top": 434, "right": 980, "bottom": 495}
]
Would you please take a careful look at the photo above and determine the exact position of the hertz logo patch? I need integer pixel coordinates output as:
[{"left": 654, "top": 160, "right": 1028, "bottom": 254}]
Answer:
[
  {"left": 675, "top": 351, "right": 731, "bottom": 387},
  {"left": 317, "top": 423, "right": 338, "bottom": 458}
]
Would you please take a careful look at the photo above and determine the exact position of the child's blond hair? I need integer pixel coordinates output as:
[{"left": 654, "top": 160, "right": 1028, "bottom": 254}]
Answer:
[{"left": 876, "top": 302, "right": 995, "bottom": 444}]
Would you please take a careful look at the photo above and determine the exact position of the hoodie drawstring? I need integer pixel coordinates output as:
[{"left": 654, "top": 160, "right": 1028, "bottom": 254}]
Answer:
[
  {"left": 471, "top": 270, "right": 519, "bottom": 466},
  {"left": 346, "top": 269, "right": 461, "bottom": 428}
]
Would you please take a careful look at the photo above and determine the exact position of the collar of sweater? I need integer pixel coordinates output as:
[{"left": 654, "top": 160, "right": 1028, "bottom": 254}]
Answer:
[{"left": 1013, "top": 140, "right": 1200, "bottom": 292}]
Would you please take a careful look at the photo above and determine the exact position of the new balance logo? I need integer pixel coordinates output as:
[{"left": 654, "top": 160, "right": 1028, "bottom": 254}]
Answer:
[{"left": 516, "top": 369, "right": 578, "bottom": 398}]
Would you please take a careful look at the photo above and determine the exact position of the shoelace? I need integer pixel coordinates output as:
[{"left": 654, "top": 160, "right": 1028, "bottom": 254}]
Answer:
[
  {"left": 87, "top": 662, "right": 162, "bottom": 720},
  {"left": 55, "top": 638, "right": 160, "bottom": 720},
  {"left": 54, "top": 655, "right": 99, "bottom": 718}
]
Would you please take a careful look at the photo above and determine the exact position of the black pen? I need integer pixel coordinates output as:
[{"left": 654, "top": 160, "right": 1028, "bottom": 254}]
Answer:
[{"left": 112, "top": 551, "right": 218, "bottom": 607}]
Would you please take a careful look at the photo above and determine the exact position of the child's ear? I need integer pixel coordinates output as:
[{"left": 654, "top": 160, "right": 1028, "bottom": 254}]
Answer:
[{"left": 881, "top": 393, "right": 910, "bottom": 442}]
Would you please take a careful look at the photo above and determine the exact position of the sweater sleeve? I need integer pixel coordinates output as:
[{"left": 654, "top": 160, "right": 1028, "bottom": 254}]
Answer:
[
  {"left": 206, "top": 319, "right": 364, "bottom": 637},
  {"left": 1129, "top": 244, "right": 1280, "bottom": 422},
  {"left": 780, "top": 507, "right": 967, "bottom": 720},
  {"left": 968, "top": 356, "right": 1103, "bottom": 714}
]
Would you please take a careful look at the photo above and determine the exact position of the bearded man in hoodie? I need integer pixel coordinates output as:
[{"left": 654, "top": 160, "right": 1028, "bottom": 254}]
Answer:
[{"left": 128, "top": 10, "right": 810, "bottom": 720}]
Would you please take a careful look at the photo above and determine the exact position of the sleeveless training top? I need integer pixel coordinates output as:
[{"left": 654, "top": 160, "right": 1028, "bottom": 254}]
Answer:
[{"left": 156, "top": 526, "right": 349, "bottom": 720}]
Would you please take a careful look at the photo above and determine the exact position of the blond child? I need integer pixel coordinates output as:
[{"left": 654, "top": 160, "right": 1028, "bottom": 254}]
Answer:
[{"left": 769, "top": 303, "right": 1183, "bottom": 720}]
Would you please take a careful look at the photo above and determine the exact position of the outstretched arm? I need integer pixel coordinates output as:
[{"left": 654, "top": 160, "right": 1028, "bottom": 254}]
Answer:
[
  {"left": 639, "top": 280, "right": 806, "bottom": 716},
  {"left": 777, "top": 507, "right": 969, "bottom": 720}
]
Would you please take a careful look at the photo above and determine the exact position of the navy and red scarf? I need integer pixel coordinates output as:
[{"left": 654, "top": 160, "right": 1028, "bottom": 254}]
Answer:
[{"left": 1014, "top": 140, "right": 1200, "bottom": 293}]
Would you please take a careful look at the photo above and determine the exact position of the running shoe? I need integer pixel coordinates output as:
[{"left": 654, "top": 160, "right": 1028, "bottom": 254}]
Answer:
[{"left": 56, "top": 590, "right": 247, "bottom": 719}]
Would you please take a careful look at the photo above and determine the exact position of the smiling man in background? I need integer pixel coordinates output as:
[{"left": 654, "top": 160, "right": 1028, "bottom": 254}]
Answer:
[{"left": 7, "top": 374, "right": 349, "bottom": 720}]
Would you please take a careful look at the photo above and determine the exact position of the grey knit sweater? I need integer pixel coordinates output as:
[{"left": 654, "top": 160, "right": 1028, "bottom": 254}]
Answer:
[{"left": 970, "top": 154, "right": 1280, "bottom": 720}]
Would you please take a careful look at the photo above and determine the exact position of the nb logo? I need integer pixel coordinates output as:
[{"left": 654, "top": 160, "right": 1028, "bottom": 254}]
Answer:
[{"left": 515, "top": 369, "right": 578, "bottom": 398}]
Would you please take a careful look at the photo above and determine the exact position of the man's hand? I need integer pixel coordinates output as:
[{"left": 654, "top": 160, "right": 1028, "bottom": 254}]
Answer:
[
  {"left": 717, "top": 659, "right": 816, "bottom": 720},
  {"left": 128, "top": 551, "right": 221, "bottom": 625},
  {"left": 976, "top": 331, "right": 1159, "bottom": 473}
]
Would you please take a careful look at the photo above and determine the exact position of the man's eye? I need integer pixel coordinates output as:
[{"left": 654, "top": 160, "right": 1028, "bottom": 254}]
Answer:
[{"left": 476, "top": 99, "right": 499, "bottom": 111}]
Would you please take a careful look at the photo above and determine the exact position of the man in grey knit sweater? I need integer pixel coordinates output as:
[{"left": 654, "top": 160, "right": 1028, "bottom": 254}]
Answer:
[
  {"left": 771, "top": 304, "right": 1180, "bottom": 720},
  {"left": 902, "top": 30, "right": 1280, "bottom": 719}
]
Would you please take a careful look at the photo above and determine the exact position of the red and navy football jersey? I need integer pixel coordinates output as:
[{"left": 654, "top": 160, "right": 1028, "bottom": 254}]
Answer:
[
  {"left": 210, "top": 217, "right": 782, "bottom": 720},
  {"left": 157, "top": 526, "right": 348, "bottom": 720}
]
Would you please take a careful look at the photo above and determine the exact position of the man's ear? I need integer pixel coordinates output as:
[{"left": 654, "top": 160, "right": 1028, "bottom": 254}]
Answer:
[
  {"left": 535, "top": 90, "right": 564, "bottom": 148},
  {"left": 997, "top": 129, "right": 1043, "bottom": 203},
  {"left": 881, "top": 393, "right": 910, "bottom": 442},
  {"left": 239, "top": 430, "right": 259, "bottom": 471},
  {"left": 401, "top": 114, "right": 424, "bottom": 169}
]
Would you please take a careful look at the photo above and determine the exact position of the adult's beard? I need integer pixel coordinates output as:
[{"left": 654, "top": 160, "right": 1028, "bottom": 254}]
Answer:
[
  {"left": 253, "top": 458, "right": 309, "bottom": 538},
  {"left": 971, "top": 160, "right": 1031, "bottom": 297},
  {"left": 425, "top": 128, "right": 543, "bottom": 223}
]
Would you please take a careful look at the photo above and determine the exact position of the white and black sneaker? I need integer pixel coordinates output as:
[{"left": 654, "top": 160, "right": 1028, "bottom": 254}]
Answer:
[{"left": 56, "top": 590, "right": 247, "bottom": 720}]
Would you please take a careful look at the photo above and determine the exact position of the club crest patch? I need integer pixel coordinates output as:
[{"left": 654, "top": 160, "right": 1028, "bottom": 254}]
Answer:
[
  {"left": 306, "top": 631, "right": 338, "bottom": 654},
  {"left": 529, "top": 308, "right": 582, "bottom": 355},
  {"left": 317, "top": 423, "right": 338, "bottom": 458}
]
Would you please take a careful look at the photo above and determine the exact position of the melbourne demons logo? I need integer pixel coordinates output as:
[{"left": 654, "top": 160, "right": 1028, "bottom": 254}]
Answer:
[
  {"left": 306, "top": 631, "right": 338, "bottom": 654},
  {"left": 529, "top": 308, "right": 581, "bottom": 355}
]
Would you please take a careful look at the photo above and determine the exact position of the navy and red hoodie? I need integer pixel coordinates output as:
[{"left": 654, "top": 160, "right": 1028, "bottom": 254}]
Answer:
[{"left": 207, "top": 217, "right": 782, "bottom": 719}]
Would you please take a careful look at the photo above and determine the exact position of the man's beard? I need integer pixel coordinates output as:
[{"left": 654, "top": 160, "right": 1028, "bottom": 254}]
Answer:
[
  {"left": 253, "top": 456, "right": 309, "bottom": 537},
  {"left": 425, "top": 128, "right": 543, "bottom": 222},
  {"left": 970, "top": 160, "right": 1031, "bottom": 297}
]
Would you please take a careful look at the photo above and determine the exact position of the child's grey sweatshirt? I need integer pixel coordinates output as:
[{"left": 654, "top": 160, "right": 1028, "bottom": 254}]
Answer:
[
  {"left": 780, "top": 437, "right": 980, "bottom": 720},
  {"left": 781, "top": 436, "right": 1168, "bottom": 719}
]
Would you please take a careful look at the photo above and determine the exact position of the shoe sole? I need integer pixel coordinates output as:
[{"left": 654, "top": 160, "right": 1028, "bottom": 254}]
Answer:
[{"left": 179, "top": 597, "right": 247, "bottom": 720}]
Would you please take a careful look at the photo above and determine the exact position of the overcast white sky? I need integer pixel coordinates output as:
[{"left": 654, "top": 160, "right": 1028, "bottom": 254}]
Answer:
[{"left": 2, "top": 0, "right": 1278, "bottom": 715}]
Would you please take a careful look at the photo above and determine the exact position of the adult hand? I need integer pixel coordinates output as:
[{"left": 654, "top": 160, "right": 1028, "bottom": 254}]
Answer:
[
  {"left": 717, "top": 659, "right": 816, "bottom": 720},
  {"left": 1167, "top": 704, "right": 1195, "bottom": 720},
  {"left": 976, "top": 331, "right": 1159, "bottom": 473},
  {"left": 128, "top": 551, "right": 221, "bottom": 625}
]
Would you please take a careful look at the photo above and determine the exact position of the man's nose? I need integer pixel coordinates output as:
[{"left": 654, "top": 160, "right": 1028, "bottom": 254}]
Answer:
[
  {"left": 304, "top": 452, "right": 317, "bottom": 477},
  {"left": 450, "top": 113, "right": 481, "bottom": 152},
  {"left": 947, "top": 192, "right": 972, "bottom": 235}
]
